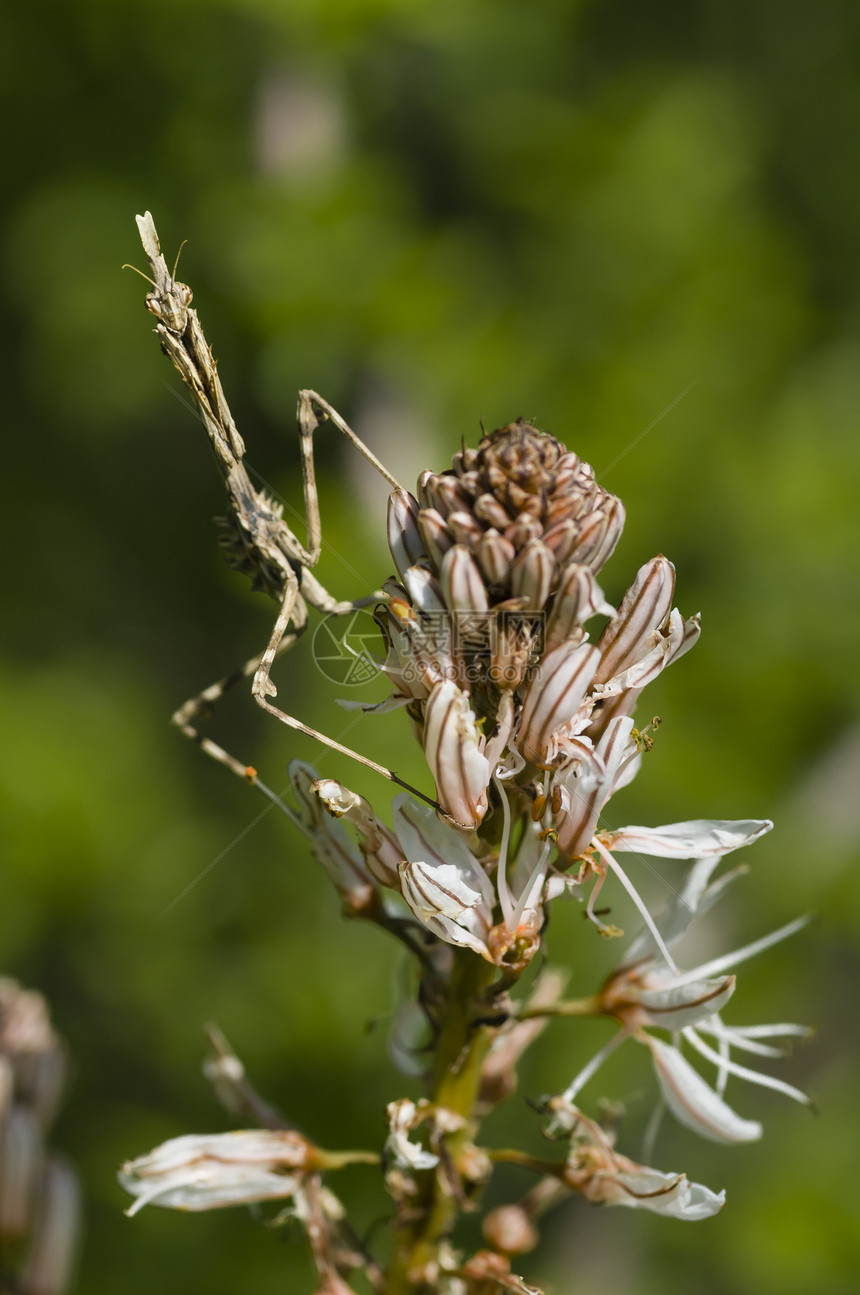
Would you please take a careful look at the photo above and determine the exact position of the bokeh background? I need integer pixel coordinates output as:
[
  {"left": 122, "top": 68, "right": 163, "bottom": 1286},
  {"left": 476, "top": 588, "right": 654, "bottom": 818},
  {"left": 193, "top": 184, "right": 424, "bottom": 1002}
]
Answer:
[{"left": 2, "top": 1, "right": 858, "bottom": 1292}]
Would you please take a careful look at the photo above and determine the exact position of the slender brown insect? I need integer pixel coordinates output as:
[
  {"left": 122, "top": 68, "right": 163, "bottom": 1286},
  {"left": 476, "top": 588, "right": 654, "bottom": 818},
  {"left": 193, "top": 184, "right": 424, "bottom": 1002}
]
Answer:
[{"left": 131, "top": 212, "right": 440, "bottom": 814}]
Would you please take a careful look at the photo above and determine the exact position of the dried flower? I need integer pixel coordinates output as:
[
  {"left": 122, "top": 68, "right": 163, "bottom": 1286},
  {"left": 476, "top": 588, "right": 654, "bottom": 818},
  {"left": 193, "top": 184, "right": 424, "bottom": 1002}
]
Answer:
[
  {"left": 119, "top": 1130, "right": 314, "bottom": 1214},
  {"left": 561, "top": 1108, "right": 724, "bottom": 1220}
]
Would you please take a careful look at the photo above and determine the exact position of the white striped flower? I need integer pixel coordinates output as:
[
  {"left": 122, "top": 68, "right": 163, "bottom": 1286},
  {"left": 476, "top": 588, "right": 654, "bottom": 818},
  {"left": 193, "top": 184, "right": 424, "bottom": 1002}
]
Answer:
[
  {"left": 119, "top": 1130, "right": 313, "bottom": 1214},
  {"left": 557, "top": 854, "right": 812, "bottom": 1147},
  {"left": 559, "top": 1106, "right": 724, "bottom": 1220}
]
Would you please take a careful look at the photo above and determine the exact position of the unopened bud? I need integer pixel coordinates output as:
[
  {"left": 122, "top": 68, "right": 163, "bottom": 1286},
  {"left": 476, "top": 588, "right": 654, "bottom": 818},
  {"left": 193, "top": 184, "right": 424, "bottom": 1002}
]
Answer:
[
  {"left": 482, "top": 1204, "right": 539, "bottom": 1256},
  {"left": 20, "top": 1156, "right": 81, "bottom": 1295}
]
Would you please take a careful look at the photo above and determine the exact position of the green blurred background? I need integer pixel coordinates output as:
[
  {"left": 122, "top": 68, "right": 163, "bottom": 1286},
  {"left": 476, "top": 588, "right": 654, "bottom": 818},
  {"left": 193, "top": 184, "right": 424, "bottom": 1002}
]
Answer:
[{"left": 1, "top": 1, "right": 858, "bottom": 1291}]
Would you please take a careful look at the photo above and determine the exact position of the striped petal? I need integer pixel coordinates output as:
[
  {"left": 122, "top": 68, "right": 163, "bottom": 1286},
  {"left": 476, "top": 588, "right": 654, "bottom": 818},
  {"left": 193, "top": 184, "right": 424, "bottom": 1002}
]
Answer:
[
  {"left": 545, "top": 564, "right": 615, "bottom": 652},
  {"left": 519, "top": 641, "right": 601, "bottom": 766},
  {"left": 645, "top": 1037, "right": 762, "bottom": 1143},
  {"left": 399, "top": 861, "right": 491, "bottom": 955},
  {"left": 387, "top": 489, "right": 426, "bottom": 582},
  {"left": 422, "top": 680, "right": 491, "bottom": 828},
  {"left": 417, "top": 507, "right": 454, "bottom": 568},
  {"left": 119, "top": 1130, "right": 310, "bottom": 1214},
  {"left": 594, "top": 556, "right": 675, "bottom": 685},
  {"left": 607, "top": 819, "right": 773, "bottom": 859},
  {"left": 552, "top": 717, "right": 638, "bottom": 858},
  {"left": 392, "top": 792, "right": 495, "bottom": 909},
  {"left": 510, "top": 539, "right": 556, "bottom": 612},
  {"left": 440, "top": 545, "right": 490, "bottom": 614}
]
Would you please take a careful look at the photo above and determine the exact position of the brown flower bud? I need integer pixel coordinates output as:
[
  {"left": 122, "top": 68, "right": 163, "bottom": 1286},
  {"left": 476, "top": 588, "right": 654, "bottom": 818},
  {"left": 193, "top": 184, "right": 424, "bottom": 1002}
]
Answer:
[{"left": 482, "top": 1204, "right": 540, "bottom": 1256}]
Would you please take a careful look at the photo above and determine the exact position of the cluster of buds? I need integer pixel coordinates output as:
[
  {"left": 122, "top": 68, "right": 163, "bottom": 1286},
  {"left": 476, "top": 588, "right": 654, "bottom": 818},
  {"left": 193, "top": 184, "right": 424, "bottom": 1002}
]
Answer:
[
  {"left": 316, "top": 423, "right": 755, "bottom": 979},
  {"left": 0, "top": 979, "right": 80, "bottom": 1295}
]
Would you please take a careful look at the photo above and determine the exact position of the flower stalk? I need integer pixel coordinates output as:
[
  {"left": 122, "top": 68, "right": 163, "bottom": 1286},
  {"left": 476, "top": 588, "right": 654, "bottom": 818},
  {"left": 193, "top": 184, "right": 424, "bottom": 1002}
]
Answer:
[
  {"left": 385, "top": 953, "right": 497, "bottom": 1294},
  {"left": 123, "top": 212, "right": 813, "bottom": 1294}
]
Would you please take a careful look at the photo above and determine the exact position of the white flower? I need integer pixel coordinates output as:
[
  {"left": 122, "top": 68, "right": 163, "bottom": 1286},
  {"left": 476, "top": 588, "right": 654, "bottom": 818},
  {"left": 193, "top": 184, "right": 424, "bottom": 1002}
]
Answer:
[
  {"left": 119, "top": 1130, "right": 312, "bottom": 1215},
  {"left": 394, "top": 794, "right": 495, "bottom": 958},
  {"left": 559, "top": 1104, "right": 724, "bottom": 1220},
  {"left": 384, "top": 1099, "right": 440, "bottom": 1173},
  {"left": 571, "top": 1156, "right": 725, "bottom": 1220},
  {"left": 557, "top": 858, "right": 812, "bottom": 1146}
]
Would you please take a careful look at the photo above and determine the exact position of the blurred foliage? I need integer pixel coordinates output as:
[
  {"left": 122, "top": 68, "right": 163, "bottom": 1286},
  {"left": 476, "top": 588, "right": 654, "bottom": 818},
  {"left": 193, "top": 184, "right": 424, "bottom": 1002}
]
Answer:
[{"left": 1, "top": 0, "right": 858, "bottom": 1292}]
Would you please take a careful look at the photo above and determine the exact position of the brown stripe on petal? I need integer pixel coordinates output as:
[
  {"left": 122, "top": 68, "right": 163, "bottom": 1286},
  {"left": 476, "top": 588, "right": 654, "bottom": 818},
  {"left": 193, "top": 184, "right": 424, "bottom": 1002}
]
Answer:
[
  {"left": 473, "top": 493, "right": 511, "bottom": 529},
  {"left": 403, "top": 565, "right": 448, "bottom": 615},
  {"left": 552, "top": 755, "right": 605, "bottom": 859},
  {"left": 541, "top": 516, "right": 577, "bottom": 558},
  {"left": 440, "top": 545, "right": 490, "bottom": 614},
  {"left": 387, "top": 489, "right": 427, "bottom": 582},
  {"left": 545, "top": 564, "right": 612, "bottom": 652},
  {"left": 510, "top": 539, "right": 556, "bottom": 612},
  {"left": 594, "top": 555, "right": 675, "bottom": 685},
  {"left": 519, "top": 642, "right": 601, "bottom": 765},
  {"left": 588, "top": 498, "right": 626, "bottom": 571},
  {"left": 427, "top": 475, "right": 472, "bottom": 518},
  {"left": 452, "top": 446, "right": 479, "bottom": 474},
  {"left": 418, "top": 507, "right": 455, "bottom": 569},
  {"left": 447, "top": 510, "right": 484, "bottom": 548},
  {"left": 416, "top": 469, "right": 435, "bottom": 509},
  {"left": 423, "top": 682, "right": 490, "bottom": 827},
  {"left": 505, "top": 514, "right": 544, "bottom": 550},
  {"left": 476, "top": 531, "right": 516, "bottom": 588}
]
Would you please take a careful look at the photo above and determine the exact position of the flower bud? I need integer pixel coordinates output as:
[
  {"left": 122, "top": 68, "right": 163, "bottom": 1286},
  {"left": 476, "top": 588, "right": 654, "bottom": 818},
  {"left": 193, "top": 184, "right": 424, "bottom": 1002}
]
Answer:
[
  {"left": 387, "top": 490, "right": 426, "bottom": 582},
  {"left": 593, "top": 555, "right": 675, "bottom": 685},
  {"left": 510, "top": 540, "right": 556, "bottom": 612},
  {"left": 422, "top": 681, "right": 491, "bottom": 827},
  {"left": 417, "top": 508, "right": 454, "bottom": 568},
  {"left": 446, "top": 510, "right": 484, "bottom": 548},
  {"left": 475, "top": 529, "right": 516, "bottom": 588},
  {"left": 545, "top": 564, "right": 614, "bottom": 653},
  {"left": 518, "top": 642, "right": 600, "bottom": 766},
  {"left": 482, "top": 1205, "right": 539, "bottom": 1256},
  {"left": 402, "top": 564, "right": 447, "bottom": 615},
  {"left": 566, "top": 497, "right": 626, "bottom": 571},
  {"left": 473, "top": 492, "right": 511, "bottom": 529},
  {"left": 440, "top": 546, "right": 489, "bottom": 615}
]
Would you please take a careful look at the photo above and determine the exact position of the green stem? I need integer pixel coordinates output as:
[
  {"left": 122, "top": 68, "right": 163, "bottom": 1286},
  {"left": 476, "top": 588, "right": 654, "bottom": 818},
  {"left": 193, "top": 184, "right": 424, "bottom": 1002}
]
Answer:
[
  {"left": 314, "top": 1148, "right": 381, "bottom": 1171},
  {"left": 385, "top": 951, "right": 497, "bottom": 1294},
  {"left": 515, "top": 997, "right": 599, "bottom": 1020},
  {"left": 487, "top": 1148, "right": 563, "bottom": 1177}
]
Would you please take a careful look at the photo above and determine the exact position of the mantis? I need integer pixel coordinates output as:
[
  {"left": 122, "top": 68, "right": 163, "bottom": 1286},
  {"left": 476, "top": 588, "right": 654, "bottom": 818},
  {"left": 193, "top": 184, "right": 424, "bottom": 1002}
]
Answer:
[{"left": 132, "top": 212, "right": 440, "bottom": 816}]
